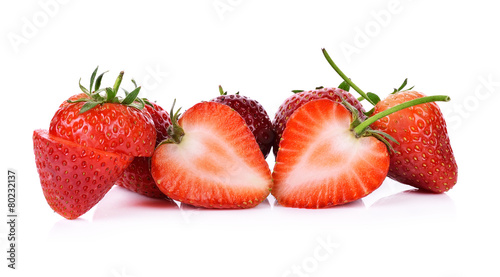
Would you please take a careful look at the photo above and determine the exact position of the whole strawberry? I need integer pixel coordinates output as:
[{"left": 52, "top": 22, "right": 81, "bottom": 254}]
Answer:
[
  {"left": 115, "top": 101, "right": 172, "bottom": 199},
  {"left": 210, "top": 86, "right": 274, "bottom": 159},
  {"left": 371, "top": 91, "right": 458, "bottom": 192},
  {"left": 49, "top": 70, "right": 156, "bottom": 157},
  {"left": 272, "top": 87, "right": 366, "bottom": 158}
]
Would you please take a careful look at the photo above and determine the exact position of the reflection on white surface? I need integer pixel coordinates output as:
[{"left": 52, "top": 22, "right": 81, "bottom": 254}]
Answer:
[{"left": 92, "top": 186, "right": 178, "bottom": 221}]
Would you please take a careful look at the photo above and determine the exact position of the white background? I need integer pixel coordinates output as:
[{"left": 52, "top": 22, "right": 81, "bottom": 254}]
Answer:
[{"left": 1, "top": 0, "right": 499, "bottom": 276}]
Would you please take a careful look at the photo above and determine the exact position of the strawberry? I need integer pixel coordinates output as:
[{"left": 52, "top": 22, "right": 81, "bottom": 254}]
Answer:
[
  {"left": 115, "top": 157, "right": 166, "bottom": 198},
  {"left": 210, "top": 86, "right": 274, "bottom": 158},
  {"left": 115, "top": 101, "right": 172, "bottom": 199},
  {"left": 321, "top": 48, "right": 458, "bottom": 193},
  {"left": 33, "top": 129, "right": 134, "bottom": 219},
  {"left": 151, "top": 101, "right": 272, "bottom": 208},
  {"left": 272, "top": 99, "right": 390, "bottom": 208},
  {"left": 34, "top": 67, "right": 158, "bottom": 219},
  {"left": 370, "top": 91, "right": 458, "bottom": 193},
  {"left": 49, "top": 70, "right": 157, "bottom": 157},
  {"left": 272, "top": 87, "right": 366, "bottom": 158},
  {"left": 145, "top": 101, "right": 172, "bottom": 146}
]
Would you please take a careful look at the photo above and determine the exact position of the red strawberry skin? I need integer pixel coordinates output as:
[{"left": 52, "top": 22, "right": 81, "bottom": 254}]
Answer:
[
  {"left": 115, "top": 101, "right": 172, "bottom": 199},
  {"left": 151, "top": 102, "right": 272, "bottom": 209},
  {"left": 144, "top": 101, "right": 172, "bottom": 145},
  {"left": 272, "top": 87, "right": 366, "bottom": 157},
  {"left": 49, "top": 102, "right": 157, "bottom": 157},
  {"left": 370, "top": 91, "right": 458, "bottom": 193},
  {"left": 33, "top": 129, "right": 133, "bottom": 219},
  {"left": 59, "top": 93, "right": 89, "bottom": 107},
  {"left": 114, "top": 157, "right": 167, "bottom": 198},
  {"left": 211, "top": 94, "right": 274, "bottom": 158},
  {"left": 272, "top": 99, "right": 389, "bottom": 208}
]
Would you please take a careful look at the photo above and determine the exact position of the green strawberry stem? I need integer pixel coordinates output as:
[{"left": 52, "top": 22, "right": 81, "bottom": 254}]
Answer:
[
  {"left": 353, "top": 95, "right": 450, "bottom": 135},
  {"left": 322, "top": 48, "right": 376, "bottom": 106}
]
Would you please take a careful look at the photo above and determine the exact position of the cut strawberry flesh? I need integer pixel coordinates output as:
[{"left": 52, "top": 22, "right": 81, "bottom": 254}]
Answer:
[
  {"left": 151, "top": 102, "right": 272, "bottom": 209},
  {"left": 272, "top": 99, "right": 389, "bottom": 208}
]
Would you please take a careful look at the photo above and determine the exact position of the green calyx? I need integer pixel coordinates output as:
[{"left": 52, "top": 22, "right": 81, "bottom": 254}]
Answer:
[
  {"left": 219, "top": 85, "right": 239, "bottom": 96},
  {"left": 69, "top": 66, "right": 148, "bottom": 114},
  {"left": 391, "top": 78, "right": 414, "bottom": 94},
  {"left": 158, "top": 99, "right": 185, "bottom": 146}
]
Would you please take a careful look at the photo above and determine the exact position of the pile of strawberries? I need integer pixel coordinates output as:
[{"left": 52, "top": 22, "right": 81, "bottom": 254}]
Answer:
[{"left": 33, "top": 49, "right": 458, "bottom": 219}]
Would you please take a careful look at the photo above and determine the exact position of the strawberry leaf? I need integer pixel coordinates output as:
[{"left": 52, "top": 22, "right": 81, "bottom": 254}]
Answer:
[
  {"left": 112, "top": 71, "right": 124, "bottom": 94},
  {"left": 80, "top": 101, "right": 99, "bottom": 114},
  {"left": 131, "top": 79, "right": 138, "bottom": 89},
  {"left": 338, "top": 80, "right": 351, "bottom": 92},
  {"left": 79, "top": 78, "right": 90, "bottom": 95},
  {"left": 94, "top": 71, "right": 108, "bottom": 91},
  {"left": 397, "top": 78, "right": 408, "bottom": 92},
  {"left": 106, "top": 87, "right": 117, "bottom": 102},
  {"left": 219, "top": 85, "right": 227, "bottom": 95},
  {"left": 366, "top": 92, "right": 380, "bottom": 105},
  {"left": 392, "top": 78, "right": 414, "bottom": 94},
  {"left": 143, "top": 98, "right": 154, "bottom": 108},
  {"left": 89, "top": 66, "right": 98, "bottom": 93},
  {"left": 122, "top": 86, "right": 141, "bottom": 105}
]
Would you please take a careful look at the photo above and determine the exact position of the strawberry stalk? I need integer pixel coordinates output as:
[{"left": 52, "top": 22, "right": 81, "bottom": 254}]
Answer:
[
  {"left": 352, "top": 95, "right": 450, "bottom": 136},
  {"left": 322, "top": 48, "right": 376, "bottom": 106}
]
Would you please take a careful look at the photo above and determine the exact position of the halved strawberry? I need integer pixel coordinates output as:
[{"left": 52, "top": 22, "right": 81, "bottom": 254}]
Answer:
[
  {"left": 272, "top": 99, "right": 390, "bottom": 208},
  {"left": 272, "top": 87, "right": 365, "bottom": 158},
  {"left": 151, "top": 101, "right": 272, "bottom": 208},
  {"left": 33, "top": 129, "right": 134, "bottom": 219}
]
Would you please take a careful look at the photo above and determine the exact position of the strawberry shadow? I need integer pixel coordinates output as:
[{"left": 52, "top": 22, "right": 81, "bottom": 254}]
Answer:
[
  {"left": 365, "top": 188, "right": 456, "bottom": 223},
  {"left": 91, "top": 186, "right": 178, "bottom": 221}
]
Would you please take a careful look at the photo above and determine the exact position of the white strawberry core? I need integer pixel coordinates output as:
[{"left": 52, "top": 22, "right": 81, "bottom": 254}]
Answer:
[
  {"left": 171, "top": 126, "right": 268, "bottom": 189},
  {"left": 279, "top": 120, "right": 384, "bottom": 194}
]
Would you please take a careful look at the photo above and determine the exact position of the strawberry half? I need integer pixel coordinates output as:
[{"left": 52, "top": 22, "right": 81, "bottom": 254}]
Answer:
[
  {"left": 33, "top": 129, "right": 134, "bottom": 219},
  {"left": 370, "top": 91, "right": 458, "bottom": 192},
  {"left": 272, "top": 99, "right": 390, "bottom": 208},
  {"left": 151, "top": 101, "right": 272, "bottom": 208},
  {"left": 272, "top": 87, "right": 365, "bottom": 158}
]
